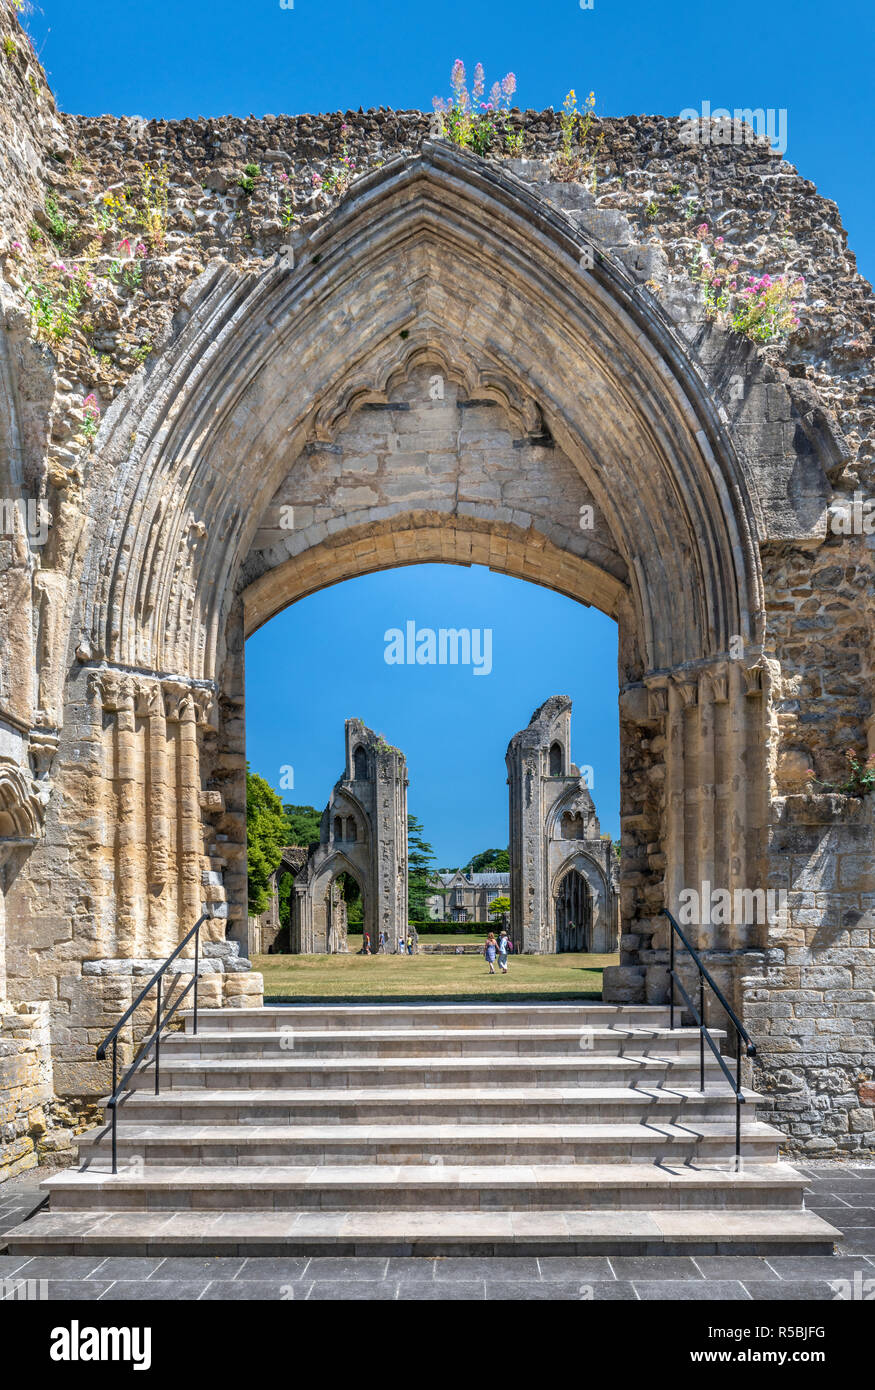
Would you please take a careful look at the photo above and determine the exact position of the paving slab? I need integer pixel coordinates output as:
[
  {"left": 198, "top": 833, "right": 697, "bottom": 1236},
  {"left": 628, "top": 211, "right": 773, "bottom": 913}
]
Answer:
[
  {"left": 765, "top": 1254, "right": 875, "bottom": 1279},
  {"left": 237, "top": 1257, "right": 311, "bottom": 1280},
  {"left": 634, "top": 1280, "right": 750, "bottom": 1300},
  {"left": 306, "top": 1280, "right": 398, "bottom": 1300},
  {"left": 200, "top": 1280, "right": 297, "bottom": 1300},
  {"left": 304, "top": 1256, "right": 389, "bottom": 1280},
  {"left": 395, "top": 1280, "right": 485, "bottom": 1300},
  {"left": 692, "top": 1256, "right": 779, "bottom": 1280},
  {"left": 19, "top": 1280, "right": 112, "bottom": 1301},
  {"left": 741, "top": 1280, "right": 843, "bottom": 1301},
  {"left": 835, "top": 1229, "right": 875, "bottom": 1254},
  {"left": 610, "top": 1255, "right": 701, "bottom": 1280},
  {"left": 148, "top": 1256, "right": 246, "bottom": 1279},
  {"left": 97, "top": 1280, "right": 212, "bottom": 1300},
  {"left": 432, "top": 1256, "right": 541, "bottom": 1281},
  {"left": 89, "top": 1257, "right": 167, "bottom": 1279}
]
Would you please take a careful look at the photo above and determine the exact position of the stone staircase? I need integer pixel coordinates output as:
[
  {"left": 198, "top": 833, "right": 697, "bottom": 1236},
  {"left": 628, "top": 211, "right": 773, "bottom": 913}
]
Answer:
[{"left": 3, "top": 1003, "right": 840, "bottom": 1257}]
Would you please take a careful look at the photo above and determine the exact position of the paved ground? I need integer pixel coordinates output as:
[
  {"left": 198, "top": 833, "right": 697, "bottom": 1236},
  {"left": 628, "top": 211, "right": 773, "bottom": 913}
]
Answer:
[{"left": 1, "top": 1163, "right": 872, "bottom": 1300}]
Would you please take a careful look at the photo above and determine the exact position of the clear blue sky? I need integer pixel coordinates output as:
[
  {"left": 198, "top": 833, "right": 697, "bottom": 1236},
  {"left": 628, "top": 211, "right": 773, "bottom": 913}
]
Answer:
[
  {"left": 245, "top": 567, "right": 620, "bottom": 866},
  {"left": 26, "top": 0, "right": 873, "bottom": 281},
  {"left": 23, "top": 0, "right": 872, "bottom": 864}
]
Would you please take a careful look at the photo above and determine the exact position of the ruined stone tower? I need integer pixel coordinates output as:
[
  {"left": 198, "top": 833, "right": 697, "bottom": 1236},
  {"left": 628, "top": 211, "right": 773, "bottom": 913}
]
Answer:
[
  {"left": 506, "top": 697, "right": 618, "bottom": 955},
  {"left": 288, "top": 719, "right": 408, "bottom": 951}
]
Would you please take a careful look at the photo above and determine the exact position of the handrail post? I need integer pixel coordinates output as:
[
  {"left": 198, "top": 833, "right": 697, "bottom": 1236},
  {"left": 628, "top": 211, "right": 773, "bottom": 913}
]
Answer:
[
  {"left": 699, "top": 971, "right": 705, "bottom": 1092},
  {"left": 155, "top": 975, "right": 162, "bottom": 1096},
  {"left": 736, "top": 1030, "right": 742, "bottom": 1165},
  {"left": 111, "top": 1037, "right": 118, "bottom": 1176},
  {"left": 669, "top": 920, "right": 675, "bottom": 1030},
  {"left": 194, "top": 922, "right": 200, "bottom": 1036}
]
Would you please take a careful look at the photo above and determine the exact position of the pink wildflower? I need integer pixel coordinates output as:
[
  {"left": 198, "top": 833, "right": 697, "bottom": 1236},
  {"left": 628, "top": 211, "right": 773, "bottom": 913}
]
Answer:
[
  {"left": 135, "top": 242, "right": 147, "bottom": 257},
  {"left": 117, "top": 238, "right": 132, "bottom": 257},
  {"left": 489, "top": 82, "right": 501, "bottom": 108},
  {"left": 472, "top": 63, "right": 485, "bottom": 103},
  {"left": 502, "top": 73, "right": 517, "bottom": 99},
  {"left": 714, "top": 236, "right": 724, "bottom": 246}
]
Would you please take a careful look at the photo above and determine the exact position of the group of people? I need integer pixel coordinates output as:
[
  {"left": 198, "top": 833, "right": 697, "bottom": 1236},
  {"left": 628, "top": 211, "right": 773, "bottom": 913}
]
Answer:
[
  {"left": 359, "top": 932, "right": 415, "bottom": 955},
  {"left": 484, "top": 929, "right": 512, "bottom": 975},
  {"left": 357, "top": 929, "right": 513, "bottom": 971}
]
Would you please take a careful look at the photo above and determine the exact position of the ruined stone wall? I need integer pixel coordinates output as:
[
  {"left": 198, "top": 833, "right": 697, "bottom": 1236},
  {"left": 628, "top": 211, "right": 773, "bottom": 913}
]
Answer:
[{"left": 0, "top": 0, "right": 872, "bottom": 1164}]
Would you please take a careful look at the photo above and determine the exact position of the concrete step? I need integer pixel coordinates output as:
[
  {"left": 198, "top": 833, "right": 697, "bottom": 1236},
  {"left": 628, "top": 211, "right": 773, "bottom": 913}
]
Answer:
[
  {"left": 76, "top": 1118, "right": 783, "bottom": 1168},
  {"left": 4, "top": 1199, "right": 841, "bottom": 1257},
  {"left": 184, "top": 1004, "right": 676, "bottom": 1034},
  {"left": 109, "top": 1084, "right": 764, "bottom": 1127},
  {"left": 163, "top": 1024, "right": 721, "bottom": 1059},
  {"left": 39, "top": 1160, "right": 805, "bottom": 1213},
  {"left": 130, "top": 1053, "right": 732, "bottom": 1092}
]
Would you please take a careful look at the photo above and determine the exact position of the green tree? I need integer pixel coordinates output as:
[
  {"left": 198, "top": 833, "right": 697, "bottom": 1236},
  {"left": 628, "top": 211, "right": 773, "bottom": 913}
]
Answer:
[
  {"left": 487, "top": 895, "right": 511, "bottom": 918},
  {"left": 283, "top": 803, "right": 322, "bottom": 847},
  {"left": 408, "top": 814, "right": 436, "bottom": 922},
  {"left": 466, "top": 847, "right": 510, "bottom": 874},
  {"left": 246, "top": 768, "right": 289, "bottom": 917}
]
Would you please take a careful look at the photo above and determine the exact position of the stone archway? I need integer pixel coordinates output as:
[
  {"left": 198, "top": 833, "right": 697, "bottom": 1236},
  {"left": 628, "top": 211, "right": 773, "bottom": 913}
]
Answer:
[
  {"left": 2, "top": 137, "right": 870, "bottom": 1156},
  {"left": 67, "top": 151, "right": 836, "bottom": 996},
  {"left": 555, "top": 868, "right": 592, "bottom": 953}
]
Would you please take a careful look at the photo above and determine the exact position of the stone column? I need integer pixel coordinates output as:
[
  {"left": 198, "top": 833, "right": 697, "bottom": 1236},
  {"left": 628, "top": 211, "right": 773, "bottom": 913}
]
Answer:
[
  {"left": 97, "top": 673, "right": 144, "bottom": 959},
  {"left": 138, "top": 680, "right": 171, "bottom": 957},
  {"left": 727, "top": 659, "right": 749, "bottom": 950},
  {"left": 165, "top": 684, "right": 204, "bottom": 946},
  {"left": 666, "top": 679, "right": 686, "bottom": 916}
]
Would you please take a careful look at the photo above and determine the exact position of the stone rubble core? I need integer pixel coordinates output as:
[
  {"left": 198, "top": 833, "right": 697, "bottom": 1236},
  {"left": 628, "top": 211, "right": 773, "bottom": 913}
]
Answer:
[{"left": 0, "top": 2, "right": 872, "bottom": 1171}]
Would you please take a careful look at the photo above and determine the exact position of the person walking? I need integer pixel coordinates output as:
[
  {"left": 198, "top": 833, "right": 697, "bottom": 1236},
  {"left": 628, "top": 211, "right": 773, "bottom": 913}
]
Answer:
[
  {"left": 398, "top": 934, "right": 406, "bottom": 955},
  {"left": 497, "top": 929, "right": 510, "bottom": 974},
  {"left": 484, "top": 932, "right": 497, "bottom": 975},
  {"left": 406, "top": 933, "right": 414, "bottom": 956}
]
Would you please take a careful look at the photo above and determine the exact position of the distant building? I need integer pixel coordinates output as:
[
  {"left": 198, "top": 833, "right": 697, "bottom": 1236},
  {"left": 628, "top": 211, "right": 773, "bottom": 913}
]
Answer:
[
  {"left": 427, "top": 870, "right": 511, "bottom": 923},
  {"left": 248, "top": 718, "right": 408, "bottom": 955},
  {"left": 506, "top": 696, "right": 619, "bottom": 954}
]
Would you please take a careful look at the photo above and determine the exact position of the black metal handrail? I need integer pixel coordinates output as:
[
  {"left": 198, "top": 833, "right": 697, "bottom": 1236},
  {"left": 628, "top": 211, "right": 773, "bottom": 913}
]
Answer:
[
  {"left": 660, "top": 906, "right": 757, "bottom": 1161},
  {"left": 95, "top": 913, "right": 208, "bottom": 1173}
]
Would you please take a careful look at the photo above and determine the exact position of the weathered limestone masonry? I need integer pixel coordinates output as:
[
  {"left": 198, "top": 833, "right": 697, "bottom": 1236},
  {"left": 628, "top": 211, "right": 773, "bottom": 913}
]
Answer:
[
  {"left": 507, "top": 696, "right": 619, "bottom": 954},
  {"left": 285, "top": 719, "right": 409, "bottom": 954},
  {"left": 0, "top": 3, "right": 872, "bottom": 1167}
]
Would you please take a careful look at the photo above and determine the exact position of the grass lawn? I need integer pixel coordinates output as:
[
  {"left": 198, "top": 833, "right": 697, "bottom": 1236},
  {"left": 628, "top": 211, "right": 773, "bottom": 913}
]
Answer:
[{"left": 252, "top": 948, "right": 619, "bottom": 1002}]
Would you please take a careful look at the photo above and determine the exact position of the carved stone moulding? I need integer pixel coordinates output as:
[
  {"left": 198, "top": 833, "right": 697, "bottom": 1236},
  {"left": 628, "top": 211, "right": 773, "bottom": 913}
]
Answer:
[
  {"left": 0, "top": 757, "right": 45, "bottom": 842},
  {"left": 87, "top": 668, "right": 219, "bottom": 730}
]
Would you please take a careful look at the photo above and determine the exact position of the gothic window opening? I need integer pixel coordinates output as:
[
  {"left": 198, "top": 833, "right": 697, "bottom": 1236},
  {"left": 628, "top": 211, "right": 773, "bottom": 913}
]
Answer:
[
  {"left": 353, "top": 745, "right": 368, "bottom": 780},
  {"left": 549, "top": 742, "right": 563, "bottom": 776},
  {"left": 555, "top": 868, "right": 593, "bottom": 953}
]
